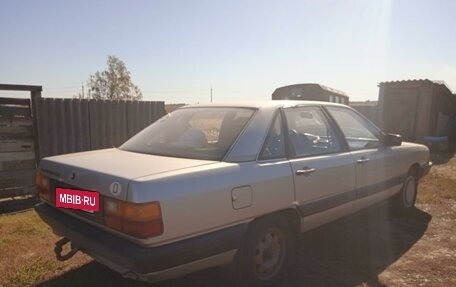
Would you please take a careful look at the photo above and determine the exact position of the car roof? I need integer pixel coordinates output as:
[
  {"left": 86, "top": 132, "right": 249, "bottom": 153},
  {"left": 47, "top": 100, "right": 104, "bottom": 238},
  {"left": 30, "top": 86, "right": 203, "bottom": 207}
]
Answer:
[{"left": 179, "top": 100, "right": 348, "bottom": 110}]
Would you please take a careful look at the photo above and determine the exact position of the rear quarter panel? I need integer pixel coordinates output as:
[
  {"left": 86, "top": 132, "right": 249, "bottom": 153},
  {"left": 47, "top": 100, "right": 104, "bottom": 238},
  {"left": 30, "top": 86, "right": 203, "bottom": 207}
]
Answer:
[{"left": 128, "top": 160, "right": 294, "bottom": 246}]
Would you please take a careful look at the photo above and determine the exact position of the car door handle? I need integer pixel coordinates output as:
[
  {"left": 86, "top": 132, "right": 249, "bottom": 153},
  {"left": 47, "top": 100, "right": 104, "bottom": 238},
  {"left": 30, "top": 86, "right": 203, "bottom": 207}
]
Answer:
[
  {"left": 356, "top": 157, "right": 370, "bottom": 164},
  {"left": 296, "top": 167, "right": 316, "bottom": 176}
]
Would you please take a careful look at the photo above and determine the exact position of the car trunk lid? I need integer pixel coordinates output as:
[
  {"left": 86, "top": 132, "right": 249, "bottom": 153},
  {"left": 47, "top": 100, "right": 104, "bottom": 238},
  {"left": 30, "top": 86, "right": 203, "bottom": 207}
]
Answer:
[{"left": 40, "top": 148, "right": 216, "bottom": 201}]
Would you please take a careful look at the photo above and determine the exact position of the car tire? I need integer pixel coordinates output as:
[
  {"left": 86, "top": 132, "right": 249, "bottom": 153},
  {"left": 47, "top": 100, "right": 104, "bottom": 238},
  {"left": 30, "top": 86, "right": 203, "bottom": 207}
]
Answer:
[
  {"left": 232, "top": 216, "right": 296, "bottom": 287},
  {"left": 393, "top": 169, "right": 418, "bottom": 215}
]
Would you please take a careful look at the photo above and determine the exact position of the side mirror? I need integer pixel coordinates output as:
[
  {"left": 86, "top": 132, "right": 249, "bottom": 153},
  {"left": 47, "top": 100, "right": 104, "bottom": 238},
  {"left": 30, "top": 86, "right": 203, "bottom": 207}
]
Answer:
[{"left": 383, "top": 133, "right": 402, "bottom": 146}]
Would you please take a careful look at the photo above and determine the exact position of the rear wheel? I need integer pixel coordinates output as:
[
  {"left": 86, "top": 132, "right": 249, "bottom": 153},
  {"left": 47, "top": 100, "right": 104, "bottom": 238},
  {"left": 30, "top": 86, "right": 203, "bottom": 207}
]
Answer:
[{"left": 233, "top": 216, "right": 295, "bottom": 287}]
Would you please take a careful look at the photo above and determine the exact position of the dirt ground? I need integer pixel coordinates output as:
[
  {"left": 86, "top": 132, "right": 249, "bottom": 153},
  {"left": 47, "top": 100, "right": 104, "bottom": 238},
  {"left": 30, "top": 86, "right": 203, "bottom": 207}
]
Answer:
[{"left": 0, "top": 153, "right": 455, "bottom": 287}]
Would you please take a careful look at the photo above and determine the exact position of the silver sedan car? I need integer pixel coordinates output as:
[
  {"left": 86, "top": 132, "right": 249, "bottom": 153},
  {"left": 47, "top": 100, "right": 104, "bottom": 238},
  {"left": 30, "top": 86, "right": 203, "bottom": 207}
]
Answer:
[{"left": 35, "top": 101, "right": 431, "bottom": 286}]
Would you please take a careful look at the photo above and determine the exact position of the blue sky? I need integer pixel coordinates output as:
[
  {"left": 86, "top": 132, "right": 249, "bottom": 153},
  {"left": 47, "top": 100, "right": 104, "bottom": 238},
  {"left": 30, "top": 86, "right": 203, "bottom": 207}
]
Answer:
[{"left": 1, "top": 0, "right": 455, "bottom": 103}]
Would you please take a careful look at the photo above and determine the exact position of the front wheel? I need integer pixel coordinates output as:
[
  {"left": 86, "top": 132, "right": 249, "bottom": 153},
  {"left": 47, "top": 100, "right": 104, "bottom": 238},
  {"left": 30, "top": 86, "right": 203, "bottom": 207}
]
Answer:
[
  {"left": 392, "top": 171, "right": 418, "bottom": 215},
  {"left": 233, "top": 216, "right": 295, "bottom": 287}
]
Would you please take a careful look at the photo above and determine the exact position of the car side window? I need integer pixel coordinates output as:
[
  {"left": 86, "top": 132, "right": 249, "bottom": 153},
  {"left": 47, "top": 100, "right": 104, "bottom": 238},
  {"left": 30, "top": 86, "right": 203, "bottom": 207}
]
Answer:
[
  {"left": 326, "top": 106, "right": 381, "bottom": 150},
  {"left": 284, "top": 106, "right": 342, "bottom": 157},
  {"left": 259, "top": 112, "right": 286, "bottom": 160}
]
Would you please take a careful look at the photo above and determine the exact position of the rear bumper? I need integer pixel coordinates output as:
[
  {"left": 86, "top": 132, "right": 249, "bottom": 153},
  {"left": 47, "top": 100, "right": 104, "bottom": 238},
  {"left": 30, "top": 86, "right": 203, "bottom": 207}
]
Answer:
[
  {"left": 420, "top": 161, "right": 432, "bottom": 178},
  {"left": 35, "top": 203, "right": 246, "bottom": 281}
]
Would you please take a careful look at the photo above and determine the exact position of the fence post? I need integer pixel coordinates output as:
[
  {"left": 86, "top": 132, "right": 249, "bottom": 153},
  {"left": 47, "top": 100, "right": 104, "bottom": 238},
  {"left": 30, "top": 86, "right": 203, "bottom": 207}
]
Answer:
[{"left": 30, "top": 88, "right": 42, "bottom": 165}]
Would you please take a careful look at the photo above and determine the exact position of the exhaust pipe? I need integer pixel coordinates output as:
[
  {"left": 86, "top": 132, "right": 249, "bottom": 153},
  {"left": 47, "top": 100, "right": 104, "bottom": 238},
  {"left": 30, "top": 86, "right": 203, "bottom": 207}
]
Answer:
[{"left": 54, "top": 237, "right": 80, "bottom": 261}]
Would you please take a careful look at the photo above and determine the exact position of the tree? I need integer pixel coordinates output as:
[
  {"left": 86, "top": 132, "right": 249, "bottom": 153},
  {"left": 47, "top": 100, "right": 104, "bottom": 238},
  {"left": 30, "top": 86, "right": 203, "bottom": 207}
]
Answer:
[{"left": 87, "top": 55, "right": 142, "bottom": 100}]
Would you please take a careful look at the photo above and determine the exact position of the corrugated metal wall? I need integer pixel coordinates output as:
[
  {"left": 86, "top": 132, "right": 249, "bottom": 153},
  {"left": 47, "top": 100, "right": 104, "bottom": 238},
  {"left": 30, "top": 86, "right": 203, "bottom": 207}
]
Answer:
[{"left": 37, "top": 98, "right": 165, "bottom": 158}]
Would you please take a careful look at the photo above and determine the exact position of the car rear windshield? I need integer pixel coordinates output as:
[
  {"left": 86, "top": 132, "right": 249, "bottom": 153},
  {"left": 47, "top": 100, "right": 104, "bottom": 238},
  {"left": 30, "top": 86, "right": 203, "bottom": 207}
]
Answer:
[{"left": 120, "top": 107, "right": 255, "bottom": 161}]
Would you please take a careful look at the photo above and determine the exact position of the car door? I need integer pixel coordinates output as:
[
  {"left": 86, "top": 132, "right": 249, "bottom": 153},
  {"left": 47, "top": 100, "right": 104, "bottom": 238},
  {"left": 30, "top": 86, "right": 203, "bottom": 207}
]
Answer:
[
  {"left": 283, "top": 106, "right": 357, "bottom": 232},
  {"left": 325, "top": 106, "right": 403, "bottom": 212}
]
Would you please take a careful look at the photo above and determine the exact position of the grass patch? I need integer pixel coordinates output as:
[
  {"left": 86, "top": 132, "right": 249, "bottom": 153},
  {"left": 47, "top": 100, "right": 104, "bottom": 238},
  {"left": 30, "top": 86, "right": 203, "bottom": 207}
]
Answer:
[
  {"left": 2, "top": 257, "right": 57, "bottom": 287},
  {"left": 0, "top": 211, "right": 55, "bottom": 285},
  {"left": 418, "top": 176, "right": 456, "bottom": 204},
  {"left": 417, "top": 159, "right": 456, "bottom": 204},
  {"left": 0, "top": 211, "right": 50, "bottom": 250},
  {"left": 0, "top": 210, "right": 92, "bottom": 286}
]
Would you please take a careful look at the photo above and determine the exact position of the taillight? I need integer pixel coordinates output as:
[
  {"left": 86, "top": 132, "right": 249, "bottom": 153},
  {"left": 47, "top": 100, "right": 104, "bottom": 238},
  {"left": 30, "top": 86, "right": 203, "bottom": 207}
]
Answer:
[
  {"left": 36, "top": 171, "right": 50, "bottom": 201},
  {"left": 103, "top": 197, "right": 163, "bottom": 239}
]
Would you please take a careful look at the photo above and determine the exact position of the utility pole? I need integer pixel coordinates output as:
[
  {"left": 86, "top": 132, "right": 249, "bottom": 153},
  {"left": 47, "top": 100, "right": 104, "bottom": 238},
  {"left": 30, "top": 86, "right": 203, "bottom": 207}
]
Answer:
[
  {"left": 210, "top": 86, "right": 213, "bottom": 103},
  {"left": 81, "top": 82, "right": 85, "bottom": 99}
]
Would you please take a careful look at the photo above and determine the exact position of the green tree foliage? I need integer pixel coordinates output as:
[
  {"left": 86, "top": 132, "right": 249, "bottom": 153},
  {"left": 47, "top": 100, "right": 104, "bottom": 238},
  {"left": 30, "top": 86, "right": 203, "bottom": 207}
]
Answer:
[{"left": 88, "top": 55, "right": 142, "bottom": 100}]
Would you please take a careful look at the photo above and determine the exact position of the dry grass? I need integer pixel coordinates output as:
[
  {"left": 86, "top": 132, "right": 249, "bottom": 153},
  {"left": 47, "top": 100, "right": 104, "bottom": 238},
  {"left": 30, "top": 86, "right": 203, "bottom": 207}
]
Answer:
[
  {"left": 417, "top": 155, "right": 456, "bottom": 205},
  {"left": 0, "top": 211, "right": 91, "bottom": 287},
  {"left": 0, "top": 154, "right": 455, "bottom": 287},
  {"left": 0, "top": 210, "right": 52, "bottom": 283}
]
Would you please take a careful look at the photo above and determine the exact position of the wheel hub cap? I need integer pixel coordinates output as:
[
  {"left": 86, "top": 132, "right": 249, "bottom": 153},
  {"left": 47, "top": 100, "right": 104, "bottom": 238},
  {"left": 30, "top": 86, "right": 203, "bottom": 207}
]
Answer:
[
  {"left": 254, "top": 228, "right": 284, "bottom": 280},
  {"left": 404, "top": 177, "right": 416, "bottom": 207}
]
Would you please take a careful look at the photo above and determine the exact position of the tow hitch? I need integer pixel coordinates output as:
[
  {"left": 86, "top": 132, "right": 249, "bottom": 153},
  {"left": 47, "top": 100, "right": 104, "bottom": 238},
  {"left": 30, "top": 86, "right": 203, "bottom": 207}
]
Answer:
[{"left": 54, "top": 237, "right": 80, "bottom": 261}]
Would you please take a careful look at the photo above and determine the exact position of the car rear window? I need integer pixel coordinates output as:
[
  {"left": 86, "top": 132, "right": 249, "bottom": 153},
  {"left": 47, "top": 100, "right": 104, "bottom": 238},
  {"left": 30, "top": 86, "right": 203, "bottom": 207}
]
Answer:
[{"left": 120, "top": 107, "right": 255, "bottom": 161}]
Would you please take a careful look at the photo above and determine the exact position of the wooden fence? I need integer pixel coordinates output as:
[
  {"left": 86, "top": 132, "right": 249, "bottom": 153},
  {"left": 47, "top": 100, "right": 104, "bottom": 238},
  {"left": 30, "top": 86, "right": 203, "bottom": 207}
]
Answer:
[
  {"left": 36, "top": 98, "right": 166, "bottom": 158},
  {"left": 0, "top": 97, "right": 36, "bottom": 198},
  {"left": 0, "top": 84, "right": 166, "bottom": 200}
]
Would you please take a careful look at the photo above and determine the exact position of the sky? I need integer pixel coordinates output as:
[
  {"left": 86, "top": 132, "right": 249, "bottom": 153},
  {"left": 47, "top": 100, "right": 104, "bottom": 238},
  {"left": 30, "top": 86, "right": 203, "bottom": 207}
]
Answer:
[{"left": 1, "top": 0, "right": 455, "bottom": 103}]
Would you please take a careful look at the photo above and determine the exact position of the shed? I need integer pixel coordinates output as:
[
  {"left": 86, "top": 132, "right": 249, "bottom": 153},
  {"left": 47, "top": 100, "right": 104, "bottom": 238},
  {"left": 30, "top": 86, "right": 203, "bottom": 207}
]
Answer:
[
  {"left": 272, "top": 83, "right": 349, "bottom": 104},
  {"left": 378, "top": 79, "right": 456, "bottom": 142}
]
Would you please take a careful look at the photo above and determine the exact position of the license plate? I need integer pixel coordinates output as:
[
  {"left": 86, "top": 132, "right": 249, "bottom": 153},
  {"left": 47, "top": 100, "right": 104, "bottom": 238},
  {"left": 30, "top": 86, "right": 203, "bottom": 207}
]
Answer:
[{"left": 55, "top": 188, "right": 100, "bottom": 213}]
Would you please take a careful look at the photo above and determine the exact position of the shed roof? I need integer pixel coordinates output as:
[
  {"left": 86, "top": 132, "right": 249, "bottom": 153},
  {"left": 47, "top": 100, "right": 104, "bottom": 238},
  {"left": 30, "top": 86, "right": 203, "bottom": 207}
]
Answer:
[
  {"left": 349, "top": 101, "right": 378, "bottom": 107},
  {"left": 378, "top": 79, "right": 453, "bottom": 95},
  {"left": 274, "top": 83, "right": 348, "bottom": 98}
]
